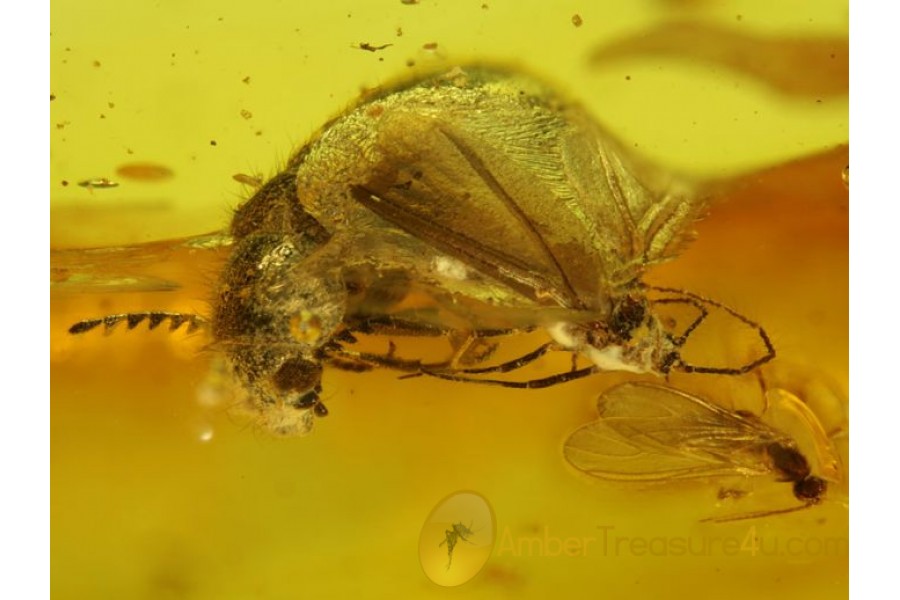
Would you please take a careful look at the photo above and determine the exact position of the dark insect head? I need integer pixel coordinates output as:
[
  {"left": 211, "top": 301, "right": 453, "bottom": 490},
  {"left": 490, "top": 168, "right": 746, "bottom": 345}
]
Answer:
[
  {"left": 793, "top": 476, "right": 827, "bottom": 505},
  {"left": 271, "top": 357, "right": 327, "bottom": 416},
  {"left": 767, "top": 442, "right": 828, "bottom": 505}
]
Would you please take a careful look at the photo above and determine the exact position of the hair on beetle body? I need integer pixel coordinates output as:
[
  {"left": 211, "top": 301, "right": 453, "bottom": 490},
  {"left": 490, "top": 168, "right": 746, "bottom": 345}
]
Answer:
[{"left": 65, "top": 65, "right": 776, "bottom": 435}]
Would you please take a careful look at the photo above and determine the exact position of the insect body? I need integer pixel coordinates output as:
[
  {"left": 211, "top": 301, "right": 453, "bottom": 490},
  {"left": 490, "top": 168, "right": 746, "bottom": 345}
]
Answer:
[
  {"left": 439, "top": 521, "right": 475, "bottom": 569},
  {"left": 215, "top": 66, "right": 773, "bottom": 431},
  {"left": 67, "top": 66, "right": 775, "bottom": 435},
  {"left": 563, "top": 382, "right": 838, "bottom": 521}
]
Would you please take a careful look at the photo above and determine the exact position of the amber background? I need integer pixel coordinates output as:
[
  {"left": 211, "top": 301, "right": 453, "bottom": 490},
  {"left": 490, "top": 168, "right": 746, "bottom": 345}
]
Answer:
[{"left": 51, "top": 1, "right": 847, "bottom": 598}]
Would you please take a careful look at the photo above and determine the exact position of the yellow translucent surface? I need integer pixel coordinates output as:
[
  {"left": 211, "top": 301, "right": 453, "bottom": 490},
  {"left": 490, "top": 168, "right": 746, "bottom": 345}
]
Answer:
[{"left": 51, "top": 1, "right": 848, "bottom": 598}]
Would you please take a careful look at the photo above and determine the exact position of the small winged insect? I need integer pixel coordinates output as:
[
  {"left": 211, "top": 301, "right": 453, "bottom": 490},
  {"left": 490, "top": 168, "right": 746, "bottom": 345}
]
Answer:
[
  {"left": 440, "top": 521, "right": 475, "bottom": 569},
  {"left": 65, "top": 66, "right": 774, "bottom": 436},
  {"left": 563, "top": 382, "right": 840, "bottom": 522}
]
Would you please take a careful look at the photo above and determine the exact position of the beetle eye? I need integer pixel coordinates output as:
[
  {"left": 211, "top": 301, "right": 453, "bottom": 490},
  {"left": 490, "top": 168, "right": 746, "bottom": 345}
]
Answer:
[{"left": 294, "top": 389, "right": 319, "bottom": 409}]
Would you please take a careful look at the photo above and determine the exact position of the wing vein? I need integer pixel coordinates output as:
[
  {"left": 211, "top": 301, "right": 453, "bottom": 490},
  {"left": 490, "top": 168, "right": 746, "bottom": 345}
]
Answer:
[
  {"left": 437, "top": 126, "right": 584, "bottom": 309},
  {"left": 350, "top": 186, "right": 556, "bottom": 303}
]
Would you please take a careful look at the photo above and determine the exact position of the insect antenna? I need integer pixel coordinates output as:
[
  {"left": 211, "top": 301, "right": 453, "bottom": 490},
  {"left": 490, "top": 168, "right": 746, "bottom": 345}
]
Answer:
[
  {"left": 68, "top": 312, "right": 208, "bottom": 335},
  {"left": 646, "top": 285, "right": 776, "bottom": 375}
]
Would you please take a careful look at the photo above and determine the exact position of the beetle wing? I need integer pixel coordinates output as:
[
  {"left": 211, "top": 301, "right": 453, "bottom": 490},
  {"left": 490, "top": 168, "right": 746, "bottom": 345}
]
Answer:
[
  {"left": 324, "top": 69, "right": 704, "bottom": 312},
  {"left": 558, "top": 110, "right": 707, "bottom": 284},
  {"left": 352, "top": 107, "right": 592, "bottom": 310},
  {"left": 564, "top": 382, "right": 792, "bottom": 481}
]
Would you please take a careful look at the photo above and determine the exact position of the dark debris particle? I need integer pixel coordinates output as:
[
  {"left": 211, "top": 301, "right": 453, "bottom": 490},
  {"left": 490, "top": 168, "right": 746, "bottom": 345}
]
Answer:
[
  {"left": 210, "top": 140, "right": 218, "bottom": 146},
  {"left": 423, "top": 42, "right": 438, "bottom": 50},
  {"left": 357, "top": 42, "right": 392, "bottom": 52},
  {"left": 61, "top": 180, "right": 69, "bottom": 187},
  {"left": 242, "top": 76, "right": 251, "bottom": 84},
  {"left": 50, "top": 94, "right": 56, "bottom": 101},
  {"left": 572, "top": 14, "right": 583, "bottom": 27}
]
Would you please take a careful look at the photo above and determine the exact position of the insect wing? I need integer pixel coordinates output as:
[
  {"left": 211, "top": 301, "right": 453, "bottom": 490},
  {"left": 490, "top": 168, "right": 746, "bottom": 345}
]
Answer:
[
  {"left": 352, "top": 106, "right": 588, "bottom": 309},
  {"left": 341, "top": 69, "right": 705, "bottom": 311},
  {"left": 564, "top": 382, "right": 792, "bottom": 481},
  {"left": 343, "top": 265, "right": 606, "bottom": 332},
  {"left": 51, "top": 231, "right": 232, "bottom": 295}
]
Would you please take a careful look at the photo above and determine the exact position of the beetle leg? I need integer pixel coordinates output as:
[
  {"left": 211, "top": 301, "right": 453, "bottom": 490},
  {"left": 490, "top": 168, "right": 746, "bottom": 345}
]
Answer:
[{"left": 420, "top": 365, "right": 599, "bottom": 389}]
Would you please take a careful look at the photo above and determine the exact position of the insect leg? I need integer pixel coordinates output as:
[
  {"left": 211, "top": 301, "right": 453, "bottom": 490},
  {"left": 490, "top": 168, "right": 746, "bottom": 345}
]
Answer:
[
  {"left": 650, "top": 297, "right": 709, "bottom": 346},
  {"left": 440, "top": 342, "right": 555, "bottom": 375},
  {"left": 323, "top": 347, "right": 452, "bottom": 374},
  {"left": 646, "top": 285, "right": 776, "bottom": 375},
  {"left": 446, "top": 330, "right": 500, "bottom": 369},
  {"left": 420, "top": 365, "right": 599, "bottom": 389},
  {"left": 338, "top": 315, "right": 545, "bottom": 372},
  {"left": 344, "top": 315, "right": 453, "bottom": 337},
  {"left": 335, "top": 336, "right": 558, "bottom": 379}
]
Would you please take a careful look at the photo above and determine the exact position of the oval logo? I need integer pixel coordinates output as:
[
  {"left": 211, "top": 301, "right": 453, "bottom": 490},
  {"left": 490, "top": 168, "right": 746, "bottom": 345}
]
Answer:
[{"left": 419, "top": 491, "right": 495, "bottom": 586}]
